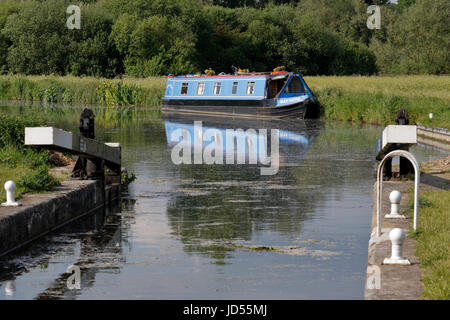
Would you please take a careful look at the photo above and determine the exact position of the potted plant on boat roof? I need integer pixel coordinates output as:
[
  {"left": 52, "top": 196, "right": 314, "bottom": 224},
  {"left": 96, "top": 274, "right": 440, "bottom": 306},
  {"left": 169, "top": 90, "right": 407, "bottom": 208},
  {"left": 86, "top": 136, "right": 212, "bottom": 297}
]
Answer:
[
  {"left": 273, "top": 66, "right": 286, "bottom": 72},
  {"left": 204, "top": 68, "right": 215, "bottom": 76}
]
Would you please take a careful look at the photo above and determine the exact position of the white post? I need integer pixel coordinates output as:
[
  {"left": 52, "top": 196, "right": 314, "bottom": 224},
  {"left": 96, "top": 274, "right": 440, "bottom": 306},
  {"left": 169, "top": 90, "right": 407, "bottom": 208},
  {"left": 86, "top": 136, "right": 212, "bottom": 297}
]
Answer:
[
  {"left": 1, "top": 180, "right": 21, "bottom": 207},
  {"left": 385, "top": 190, "right": 406, "bottom": 219},
  {"left": 383, "top": 228, "right": 410, "bottom": 265}
]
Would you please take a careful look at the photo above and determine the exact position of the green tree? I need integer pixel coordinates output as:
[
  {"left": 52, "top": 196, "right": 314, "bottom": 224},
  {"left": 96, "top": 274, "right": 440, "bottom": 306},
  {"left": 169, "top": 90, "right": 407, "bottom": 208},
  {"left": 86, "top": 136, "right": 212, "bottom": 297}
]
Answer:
[
  {"left": 112, "top": 14, "right": 198, "bottom": 76},
  {"left": 371, "top": 0, "right": 449, "bottom": 74},
  {"left": 68, "top": 4, "right": 122, "bottom": 77},
  {"left": 0, "top": 0, "right": 22, "bottom": 74},
  {"left": 0, "top": 0, "right": 443, "bottom": 77},
  {"left": 3, "top": 0, "right": 72, "bottom": 75},
  {"left": 297, "top": 0, "right": 373, "bottom": 45},
  {"left": 3, "top": 0, "right": 121, "bottom": 77}
]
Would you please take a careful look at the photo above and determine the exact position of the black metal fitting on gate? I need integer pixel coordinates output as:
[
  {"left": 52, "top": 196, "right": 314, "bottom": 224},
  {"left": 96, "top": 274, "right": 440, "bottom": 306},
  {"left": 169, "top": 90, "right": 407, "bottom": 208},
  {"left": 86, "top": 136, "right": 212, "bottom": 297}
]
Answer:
[
  {"left": 384, "top": 109, "right": 413, "bottom": 178},
  {"left": 79, "top": 108, "right": 95, "bottom": 139},
  {"left": 72, "top": 108, "right": 104, "bottom": 180},
  {"left": 395, "top": 109, "right": 409, "bottom": 125}
]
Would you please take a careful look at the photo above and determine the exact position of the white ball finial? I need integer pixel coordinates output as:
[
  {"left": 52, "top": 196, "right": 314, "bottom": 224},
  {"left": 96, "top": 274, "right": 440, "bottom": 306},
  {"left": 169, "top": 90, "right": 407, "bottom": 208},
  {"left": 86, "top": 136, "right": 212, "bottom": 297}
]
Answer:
[
  {"left": 385, "top": 190, "right": 406, "bottom": 219},
  {"left": 389, "top": 227, "right": 405, "bottom": 244},
  {"left": 2, "top": 180, "right": 21, "bottom": 207},
  {"left": 4, "top": 180, "right": 16, "bottom": 191},
  {"left": 389, "top": 190, "right": 402, "bottom": 204}
]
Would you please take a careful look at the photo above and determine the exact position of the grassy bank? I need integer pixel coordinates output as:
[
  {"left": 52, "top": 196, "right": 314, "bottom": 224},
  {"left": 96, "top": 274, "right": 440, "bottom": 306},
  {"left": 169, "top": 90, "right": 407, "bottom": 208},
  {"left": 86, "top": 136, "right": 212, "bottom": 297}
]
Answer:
[
  {"left": 407, "top": 189, "right": 450, "bottom": 300},
  {"left": 0, "top": 75, "right": 165, "bottom": 107},
  {"left": 0, "top": 75, "right": 449, "bottom": 128},
  {"left": 306, "top": 75, "right": 450, "bottom": 129},
  {"left": 0, "top": 114, "right": 59, "bottom": 202}
]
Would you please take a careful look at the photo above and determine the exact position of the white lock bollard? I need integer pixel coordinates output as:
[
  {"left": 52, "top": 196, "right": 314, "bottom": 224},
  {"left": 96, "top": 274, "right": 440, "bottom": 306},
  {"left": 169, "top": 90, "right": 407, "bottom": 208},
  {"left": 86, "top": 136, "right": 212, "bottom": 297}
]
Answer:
[
  {"left": 385, "top": 190, "right": 406, "bottom": 219},
  {"left": 1, "top": 180, "right": 21, "bottom": 207},
  {"left": 383, "top": 228, "right": 410, "bottom": 265},
  {"left": 429, "top": 113, "right": 433, "bottom": 119}
]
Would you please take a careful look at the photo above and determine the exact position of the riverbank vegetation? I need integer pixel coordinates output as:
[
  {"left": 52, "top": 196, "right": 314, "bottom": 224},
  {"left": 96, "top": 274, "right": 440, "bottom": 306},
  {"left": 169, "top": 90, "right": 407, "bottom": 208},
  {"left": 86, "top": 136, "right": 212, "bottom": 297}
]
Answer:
[
  {"left": 408, "top": 189, "right": 450, "bottom": 299},
  {"left": 0, "top": 75, "right": 165, "bottom": 107},
  {"left": 0, "top": 0, "right": 448, "bottom": 128},
  {"left": 308, "top": 75, "right": 450, "bottom": 129},
  {"left": 0, "top": 0, "right": 448, "bottom": 78},
  {"left": 1, "top": 74, "right": 448, "bottom": 129},
  {"left": 0, "top": 114, "right": 60, "bottom": 202}
]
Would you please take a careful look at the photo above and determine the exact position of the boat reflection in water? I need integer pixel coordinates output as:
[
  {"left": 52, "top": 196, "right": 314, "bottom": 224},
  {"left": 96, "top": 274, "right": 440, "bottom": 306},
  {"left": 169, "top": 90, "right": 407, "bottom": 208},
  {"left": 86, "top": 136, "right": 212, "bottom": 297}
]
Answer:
[
  {"left": 162, "top": 114, "right": 323, "bottom": 263},
  {"left": 163, "top": 113, "right": 321, "bottom": 173}
]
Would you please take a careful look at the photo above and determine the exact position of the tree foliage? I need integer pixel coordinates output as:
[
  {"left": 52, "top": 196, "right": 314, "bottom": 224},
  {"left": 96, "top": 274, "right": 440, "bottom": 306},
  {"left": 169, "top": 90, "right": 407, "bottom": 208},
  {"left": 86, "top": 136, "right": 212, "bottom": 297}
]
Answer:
[
  {"left": 370, "top": 0, "right": 449, "bottom": 74},
  {"left": 2, "top": 0, "right": 121, "bottom": 77},
  {"left": 0, "top": 0, "right": 446, "bottom": 77},
  {"left": 0, "top": 0, "right": 23, "bottom": 74}
]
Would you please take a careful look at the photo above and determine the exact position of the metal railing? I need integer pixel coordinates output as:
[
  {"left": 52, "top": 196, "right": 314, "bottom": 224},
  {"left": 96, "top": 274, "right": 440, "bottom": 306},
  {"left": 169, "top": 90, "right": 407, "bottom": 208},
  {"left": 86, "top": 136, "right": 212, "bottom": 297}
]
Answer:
[{"left": 376, "top": 150, "right": 420, "bottom": 237}]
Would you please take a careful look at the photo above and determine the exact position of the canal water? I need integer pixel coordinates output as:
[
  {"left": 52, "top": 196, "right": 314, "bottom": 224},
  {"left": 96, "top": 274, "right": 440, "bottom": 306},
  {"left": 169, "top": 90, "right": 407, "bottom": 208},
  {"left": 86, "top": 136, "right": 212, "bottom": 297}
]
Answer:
[{"left": 0, "top": 103, "right": 447, "bottom": 299}]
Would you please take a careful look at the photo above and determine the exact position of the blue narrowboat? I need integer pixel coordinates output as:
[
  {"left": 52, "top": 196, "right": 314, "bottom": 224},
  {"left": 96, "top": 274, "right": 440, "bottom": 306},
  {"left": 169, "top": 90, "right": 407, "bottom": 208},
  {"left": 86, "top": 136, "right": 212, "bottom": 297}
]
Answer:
[{"left": 162, "top": 71, "right": 317, "bottom": 119}]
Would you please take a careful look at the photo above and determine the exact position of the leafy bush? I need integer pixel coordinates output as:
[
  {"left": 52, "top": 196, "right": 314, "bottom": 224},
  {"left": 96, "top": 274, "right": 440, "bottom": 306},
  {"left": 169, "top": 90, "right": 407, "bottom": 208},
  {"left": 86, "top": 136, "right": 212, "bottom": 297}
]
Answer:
[
  {"left": 61, "top": 88, "right": 73, "bottom": 103},
  {"left": 17, "top": 165, "right": 60, "bottom": 193},
  {"left": 0, "top": 113, "right": 59, "bottom": 199},
  {"left": 3, "top": 0, "right": 121, "bottom": 77},
  {"left": 44, "top": 83, "right": 65, "bottom": 103},
  {"left": 0, "top": 114, "right": 38, "bottom": 147},
  {"left": 96, "top": 81, "right": 140, "bottom": 106},
  {"left": 0, "top": 145, "right": 51, "bottom": 169},
  {"left": 0, "top": 134, "right": 59, "bottom": 200},
  {"left": 0, "top": 0, "right": 22, "bottom": 73}
]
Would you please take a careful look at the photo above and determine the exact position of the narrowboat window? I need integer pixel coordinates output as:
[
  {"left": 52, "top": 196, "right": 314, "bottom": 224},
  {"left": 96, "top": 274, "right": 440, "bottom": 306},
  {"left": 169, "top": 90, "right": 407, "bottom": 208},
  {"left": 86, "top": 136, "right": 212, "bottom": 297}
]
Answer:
[
  {"left": 232, "top": 82, "right": 238, "bottom": 94},
  {"left": 285, "top": 77, "right": 304, "bottom": 94},
  {"left": 197, "top": 82, "right": 205, "bottom": 95},
  {"left": 181, "top": 83, "right": 189, "bottom": 95},
  {"left": 213, "top": 82, "right": 222, "bottom": 95},
  {"left": 246, "top": 81, "right": 255, "bottom": 95}
]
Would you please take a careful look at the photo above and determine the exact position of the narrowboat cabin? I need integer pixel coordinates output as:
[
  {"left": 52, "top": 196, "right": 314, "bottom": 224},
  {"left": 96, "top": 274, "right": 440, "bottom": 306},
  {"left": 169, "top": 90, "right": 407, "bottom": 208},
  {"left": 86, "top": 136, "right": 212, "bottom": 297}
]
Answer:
[{"left": 162, "top": 71, "right": 317, "bottom": 119}]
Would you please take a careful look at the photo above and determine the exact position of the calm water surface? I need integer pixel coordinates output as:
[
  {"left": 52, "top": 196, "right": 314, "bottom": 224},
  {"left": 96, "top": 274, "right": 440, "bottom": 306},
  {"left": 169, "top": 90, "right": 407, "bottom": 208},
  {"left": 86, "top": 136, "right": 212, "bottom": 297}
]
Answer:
[{"left": 0, "top": 104, "right": 447, "bottom": 299}]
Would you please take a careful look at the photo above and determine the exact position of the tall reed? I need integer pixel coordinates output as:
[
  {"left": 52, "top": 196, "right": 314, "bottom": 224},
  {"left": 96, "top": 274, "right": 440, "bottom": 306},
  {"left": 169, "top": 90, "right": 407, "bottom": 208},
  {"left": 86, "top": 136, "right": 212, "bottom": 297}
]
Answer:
[
  {"left": 0, "top": 75, "right": 166, "bottom": 107},
  {"left": 307, "top": 75, "right": 450, "bottom": 129}
]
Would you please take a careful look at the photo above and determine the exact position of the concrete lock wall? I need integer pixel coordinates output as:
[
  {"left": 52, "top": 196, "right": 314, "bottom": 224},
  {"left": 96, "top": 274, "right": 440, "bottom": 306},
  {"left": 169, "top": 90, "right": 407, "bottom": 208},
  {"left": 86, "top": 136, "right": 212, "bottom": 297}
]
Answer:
[{"left": 0, "top": 180, "right": 119, "bottom": 257}]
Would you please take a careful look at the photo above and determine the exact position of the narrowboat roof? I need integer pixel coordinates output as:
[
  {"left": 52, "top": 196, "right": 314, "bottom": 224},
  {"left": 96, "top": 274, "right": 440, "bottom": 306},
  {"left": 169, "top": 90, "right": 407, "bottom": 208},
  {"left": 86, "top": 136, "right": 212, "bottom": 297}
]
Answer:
[{"left": 167, "top": 71, "right": 292, "bottom": 80}]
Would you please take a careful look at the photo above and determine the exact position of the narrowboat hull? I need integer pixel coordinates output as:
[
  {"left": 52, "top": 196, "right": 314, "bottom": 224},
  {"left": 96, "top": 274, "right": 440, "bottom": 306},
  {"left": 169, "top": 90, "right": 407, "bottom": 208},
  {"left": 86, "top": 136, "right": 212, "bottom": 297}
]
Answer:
[{"left": 161, "top": 98, "right": 316, "bottom": 119}]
